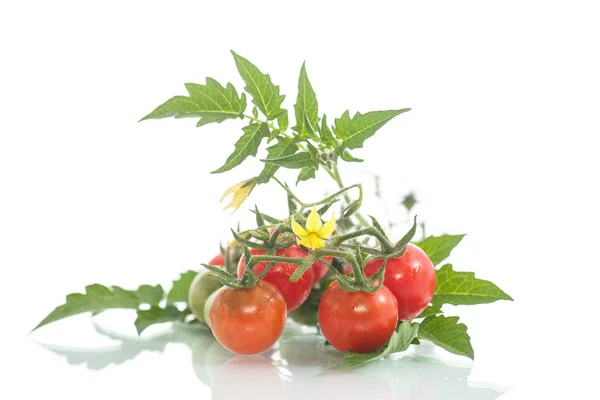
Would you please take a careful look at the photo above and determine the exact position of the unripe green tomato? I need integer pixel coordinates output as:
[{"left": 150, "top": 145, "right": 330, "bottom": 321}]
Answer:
[
  {"left": 188, "top": 269, "right": 223, "bottom": 325},
  {"left": 203, "top": 290, "right": 220, "bottom": 330}
]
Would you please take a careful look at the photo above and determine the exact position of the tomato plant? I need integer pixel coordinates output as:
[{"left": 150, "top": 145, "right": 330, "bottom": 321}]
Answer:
[
  {"left": 237, "top": 245, "right": 314, "bottom": 311},
  {"left": 310, "top": 255, "right": 333, "bottom": 282},
  {"left": 318, "top": 282, "right": 398, "bottom": 353},
  {"left": 209, "top": 281, "right": 287, "bottom": 355},
  {"left": 364, "top": 243, "right": 436, "bottom": 320}
]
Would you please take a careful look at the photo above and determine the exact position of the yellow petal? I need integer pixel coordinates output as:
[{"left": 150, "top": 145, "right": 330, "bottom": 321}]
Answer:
[
  {"left": 291, "top": 218, "right": 308, "bottom": 238},
  {"left": 305, "top": 205, "right": 323, "bottom": 232},
  {"left": 308, "top": 233, "right": 325, "bottom": 249},
  {"left": 297, "top": 236, "right": 313, "bottom": 248},
  {"left": 220, "top": 181, "right": 244, "bottom": 203},
  {"left": 318, "top": 213, "right": 336, "bottom": 238}
]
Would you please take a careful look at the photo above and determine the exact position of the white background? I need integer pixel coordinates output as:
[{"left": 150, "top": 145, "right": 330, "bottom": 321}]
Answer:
[{"left": 1, "top": 1, "right": 599, "bottom": 399}]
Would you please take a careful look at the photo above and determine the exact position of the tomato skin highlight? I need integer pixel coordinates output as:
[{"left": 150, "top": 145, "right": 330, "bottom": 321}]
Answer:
[
  {"left": 318, "top": 283, "right": 398, "bottom": 353},
  {"left": 237, "top": 245, "right": 314, "bottom": 312},
  {"left": 364, "top": 243, "right": 436, "bottom": 320},
  {"left": 209, "top": 281, "right": 287, "bottom": 355}
]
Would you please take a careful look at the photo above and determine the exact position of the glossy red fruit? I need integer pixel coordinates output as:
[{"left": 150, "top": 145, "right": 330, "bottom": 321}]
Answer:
[
  {"left": 318, "top": 282, "right": 398, "bottom": 353},
  {"left": 237, "top": 245, "right": 314, "bottom": 312},
  {"left": 364, "top": 243, "right": 436, "bottom": 320},
  {"left": 209, "top": 253, "right": 225, "bottom": 267},
  {"left": 209, "top": 281, "right": 287, "bottom": 355}
]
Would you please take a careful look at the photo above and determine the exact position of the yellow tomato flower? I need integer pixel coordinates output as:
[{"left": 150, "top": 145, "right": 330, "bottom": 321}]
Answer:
[
  {"left": 220, "top": 179, "right": 255, "bottom": 212},
  {"left": 291, "top": 205, "right": 335, "bottom": 250}
]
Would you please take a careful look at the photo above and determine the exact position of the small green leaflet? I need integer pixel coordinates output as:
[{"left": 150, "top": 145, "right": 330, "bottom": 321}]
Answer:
[
  {"left": 135, "top": 305, "right": 189, "bottom": 335},
  {"left": 335, "top": 321, "right": 419, "bottom": 369},
  {"left": 432, "top": 264, "right": 513, "bottom": 307},
  {"left": 166, "top": 270, "right": 198, "bottom": 304},
  {"left": 419, "top": 315, "right": 474, "bottom": 359},
  {"left": 277, "top": 111, "right": 289, "bottom": 132},
  {"left": 212, "top": 123, "right": 270, "bottom": 173},
  {"left": 339, "top": 149, "right": 364, "bottom": 163},
  {"left": 33, "top": 284, "right": 164, "bottom": 331},
  {"left": 257, "top": 137, "right": 298, "bottom": 184},
  {"left": 262, "top": 151, "right": 318, "bottom": 169},
  {"left": 319, "top": 115, "right": 337, "bottom": 147},
  {"left": 416, "top": 234, "right": 465, "bottom": 265},
  {"left": 416, "top": 305, "right": 443, "bottom": 318},
  {"left": 140, "top": 78, "right": 246, "bottom": 127},
  {"left": 333, "top": 109, "right": 411, "bottom": 150},
  {"left": 296, "top": 167, "right": 316, "bottom": 184},
  {"left": 293, "top": 62, "right": 319, "bottom": 138},
  {"left": 231, "top": 51, "right": 286, "bottom": 120}
]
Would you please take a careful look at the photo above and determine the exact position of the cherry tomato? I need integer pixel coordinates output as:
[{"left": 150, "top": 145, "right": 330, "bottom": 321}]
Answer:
[
  {"left": 209, "top": 253, "right": 225, "bottom": 267},
  {"left": 188, "top": 269, "right": 223, "bottom": 325},
  {"left": 209, "top": 281, "right": 287, "bottom": 355},
  {"left": 364, "top": 243, "right": 436, "bottom": 320},
  {"left": 318, "top": 282, "right": 398, "bottom": 353},
  {"left": 237, "top": 245, "right": 314, "bottom": 311}
]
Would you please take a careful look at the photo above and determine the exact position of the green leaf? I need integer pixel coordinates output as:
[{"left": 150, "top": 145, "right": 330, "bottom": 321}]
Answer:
[
  {"left": 134, "top": 305, "right": 188, "bottom": 335},
  {"left": 140, "top": 78, "right": 246, "bottom": 127},
  {"left": 339, "top": 149, "right": 364, "bottom": 162},
  {"left": 277, "top": 111, "right": 289, "bottom": 132},
  {"left": 257, "top": 137, "right": 299, "bottom": 184},
  {"left": 262, "top": 152, "right": 318, "bottom": 169},
  {"left": 287, "top": 194, "right": 298, "bottom": 214},
  {"left": 296, "top": 167, "right": 316, "bottom": 184},
  {"left": 319, "top": 115, "right": 337, "bottom": 147},
  {"left": 34, "top": 284, "right": 164, "bottom": 331},
  {"left": 333, "top": 109, "right": 411, "bottom": 150},
  {"left": 383, "top": 321, "right": 420, "bottom": 356},
  {"left": 231, "top": 51, "right": 286, "bottom": 120},
  {"left": 432, "top": 264, "right": 513, "bottom": 306},
  {"left": 335, "top": 321, "right": 418, "bottom": 369},
  {"left": 166, "top": 271, "right": 197, "bottom": 305},
  {"left": 252, "top": 106, "right": 259, "bottom": 119},
  {"left": 211, "top": 123, "right": 270, "bottom": 174},
  {"left": 419, "top": 315, "right": 474, "bottom": 359},
  {"left": 415, "top": 234, "right": 466, "bottom": 265},
  {"left": 293, "top": 62, "right": 319, "bottom": 137},
  {"left": 415, "top": 305, "right": 443, "bottom": 318}
]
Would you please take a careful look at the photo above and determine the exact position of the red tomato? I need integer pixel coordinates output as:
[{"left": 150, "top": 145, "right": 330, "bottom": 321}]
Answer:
[
  {"left": 237, "top": 245, "right": 314, "bottom": 312},
  {"left": 209, "top": 281, "right": 287, "bottom": 355},
  {"left": 364, "top": 243, "right": 436, "bottom": 320},
  {"left": 209, "top": 253, "right": 225, "bottom": 267},
  {"left": 311, "top": 256, "right": 333, "bottom": 282},
  {"left": 318, "top": 282, "right": 398, "bottom": 353}
]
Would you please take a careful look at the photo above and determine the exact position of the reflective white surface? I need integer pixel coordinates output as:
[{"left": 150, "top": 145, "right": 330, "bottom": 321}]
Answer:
[{"left": 28, "top": 315, "right": 512, "bottom": 400}]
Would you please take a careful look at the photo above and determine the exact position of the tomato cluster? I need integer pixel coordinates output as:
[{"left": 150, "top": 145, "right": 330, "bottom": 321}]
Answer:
[{"left": 190, "top": 243, "right": 435, "bottom": 355}]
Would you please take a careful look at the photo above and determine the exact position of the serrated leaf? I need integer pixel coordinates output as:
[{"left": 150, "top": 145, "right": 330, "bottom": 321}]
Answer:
[
  {"left": 140, "top": 78, "right": 246, "bottom": 127},
  {"left": 166, "top": 271, "right": 198, "bottom": 305},
  {"left": 339, "top": 148, "right": 364, "bottom": 163},
  {"left": 134, "top": 305, "right": 188, "bottom": 335},
  {"left": 333, "top": 109, "right": 411, "bottom": 150},
  {"left": 257, "top": 137, "right": 299, "bottom": 184},
  {"left": 415, "top": 234, "right": 466, "bottom": 265},
  {"left": 277, "top": 111, "right": 289, "bottom": 132},
  {"left": 231, "top": 51, "right": 286, "bottom": 120},
  {"left": 416, "top": 305, "right": 443, "bottom": 318},
  {"left": 432, "top": 264, "right": 513, "bottom": 306},
  {"left": 262, "top": 152, "right": 318, "bottom": 169},
  {"left": 296, "top": 167, "right": 316, "bottom": 184},
  {"left": 319, "top": 115, "right": 337, "bottom": 147},
  {"left": 335, "top": 321, "right": 418, "bottom": 369},
  {"left": 34, "top": 284, "right": 164, "bottom": 331},
  {"left": 293, "top": 62, "right": 319, "bottom": 137},
  {"left": 211, "top": 123, "right": 270, "bottom": 174},
  {"left": 419, "top": 315, "right": 474, "bottom": 359}
]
